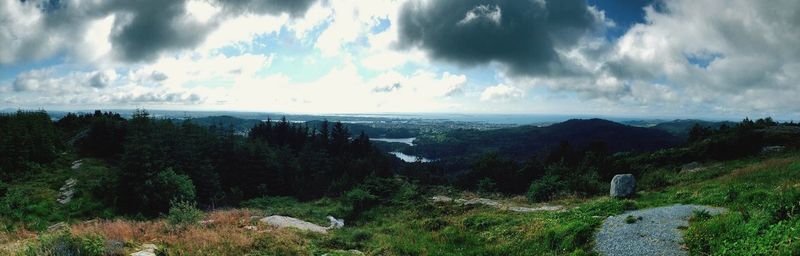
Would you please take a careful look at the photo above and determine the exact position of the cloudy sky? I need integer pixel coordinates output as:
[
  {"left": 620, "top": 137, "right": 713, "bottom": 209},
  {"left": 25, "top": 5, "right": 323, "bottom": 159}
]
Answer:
[{"left": 1, "top": 0, "right": 799, "bottom": 119}]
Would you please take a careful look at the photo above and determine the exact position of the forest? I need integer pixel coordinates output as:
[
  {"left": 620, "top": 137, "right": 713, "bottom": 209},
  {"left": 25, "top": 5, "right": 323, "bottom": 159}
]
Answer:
[{"left": 1, "top": 110, "right": 799, "bottom": 255}]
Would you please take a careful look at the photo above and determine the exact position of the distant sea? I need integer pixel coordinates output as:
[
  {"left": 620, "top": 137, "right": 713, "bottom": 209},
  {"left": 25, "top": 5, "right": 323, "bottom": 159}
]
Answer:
[{"left": 1, "top": 108, "right": 749, "bottom": 125}]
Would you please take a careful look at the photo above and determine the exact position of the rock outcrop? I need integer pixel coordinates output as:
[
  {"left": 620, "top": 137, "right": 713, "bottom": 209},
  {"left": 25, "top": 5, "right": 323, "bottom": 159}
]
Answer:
[
  {"left": 57, "top": 178, "right": 77, "bottom": 204},
  {"left": 130, "top": 244, "right": 157, "bottom": 256},
  {"left": 260, "top": 215, "right": 344, "bottom": 234},
  {"left": 431, "top": 196, "right": 564, "bottom": 212}
]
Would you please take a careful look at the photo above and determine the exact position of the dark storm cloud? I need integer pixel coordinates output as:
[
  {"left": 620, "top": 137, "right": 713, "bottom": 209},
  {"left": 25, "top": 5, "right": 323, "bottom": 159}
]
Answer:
[
  {"left": 217, "top": 0, "right": 318, "bottom": 17},
  {"left": 108, "top": 0, "right": 210, "bottom": 62},
  {"left": 1, "top": 0, "right": 319, "bottom": 64},
  {"left": 89, "top": 72, "right": 110, "bottom": 88},
  {"left": 397, "top": 0, "right": 604, "bottom": 76}
]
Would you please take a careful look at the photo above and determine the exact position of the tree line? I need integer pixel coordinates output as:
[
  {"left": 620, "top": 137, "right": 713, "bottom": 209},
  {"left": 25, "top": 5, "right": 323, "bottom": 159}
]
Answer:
[{"left": 2, "top": 110, "right": 392, "bottom": 217}]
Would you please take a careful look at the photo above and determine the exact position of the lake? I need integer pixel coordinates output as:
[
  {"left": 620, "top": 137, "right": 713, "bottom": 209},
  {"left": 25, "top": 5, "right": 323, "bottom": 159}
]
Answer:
[
  {"left": 389, "top": 152, "right": 433, "bottom": 163},
  {"left": 370, "top": 137, "right": 416, "bottom": 146}
]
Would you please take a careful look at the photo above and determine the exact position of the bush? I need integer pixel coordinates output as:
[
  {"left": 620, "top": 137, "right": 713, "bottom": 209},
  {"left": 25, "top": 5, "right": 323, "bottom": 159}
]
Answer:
[
  {"left": 476, "top": 178, "right": 497, "bottom": 194},
  {"left": 527, "top": 175, "right": 566, "bottom": 202},
  {"left": 253, "top": 233, "right": 309, "bottom": 256},
  {"left": 0, "top": 185, "right": 60, "bottom": 230},
  {"left": 166, "top": 200, "right": 203, "bottom": 229},
  {"left": 23, "top": 232, "right": 106, "bottom": 256},
  {"left": 638, "top": 170, "right": 673, "bottom": 190},
  {"left": 140, "top": 169, "right": 197, "bottom": 216},
  {"left": 343, "top": 187, "right": 378, "bottom": 217}
]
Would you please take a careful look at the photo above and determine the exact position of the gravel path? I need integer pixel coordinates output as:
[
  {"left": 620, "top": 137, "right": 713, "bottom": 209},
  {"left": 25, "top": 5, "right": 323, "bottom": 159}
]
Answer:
[{"left": 594, "top": 204, "right": 726, "bottom": 256}]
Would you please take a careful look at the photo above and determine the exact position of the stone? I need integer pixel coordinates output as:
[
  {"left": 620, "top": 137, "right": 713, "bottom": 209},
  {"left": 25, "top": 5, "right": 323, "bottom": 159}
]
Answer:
[
  {"left": 610, "top": 174, "right": 636, "bottom": 198},
  {"left": 680, "top": 162, "right": 702, "bottom": 173},
  {"left": 761, "top": 145, "right": 786, "bottom": 154},
  {"left": 431, "top": 195, "right": 453, "bottom": 203},
  {"left": 243, "top": 225, "right": 258, "bottom": 231},
  {"left": 327, "top": 216, "right": 344, "bottom": 229},
  {"left": 130, "top": 244, "right": 157, "bottom": 256},
  {"left": 47, "top": 222, "right": 69, "bottom": 232},
  {"left": 260, "top": 215, "right": 329, "bottom": 234},
  {"left": 71, "top": 160, "right": 83, "bottom": 170},
  {"left": 57, "top": 178, "right": 77, "bottom": 204},
  {"left": 508, "top": 205, "right": 564, "bottom": 212},
  {"left": 458, "top": 198, "right": 501, "bottom": 207}
]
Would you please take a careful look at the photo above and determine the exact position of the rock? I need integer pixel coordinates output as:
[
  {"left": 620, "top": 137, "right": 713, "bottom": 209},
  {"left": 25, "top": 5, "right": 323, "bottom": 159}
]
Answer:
[
  {"left": 431, "top": 195, "right": 454, "bottom": 203},
  {"left": 199, "top": 219, "right": 215, "bottom": 225},
  {"left": 47, "top": 222, "right": 69, "bottom": 232},
  {"left": 680, "top": 162, "right": 702, "bottom": 173},
  {"left": 458, "top": 198, "right": 501, "bottom": 207},
  {"left": 508, "top": 205, "right": 564, "bottom": 212},
  {"left": 260, "top": 215, "right": 329, "bottom": 234},
  {"left": 243, "top": 225, "right": 258, "bottom": 231},
  {"left": 105, "top": 240, "right": 125, "bottom": 254},
  {"left": 432, "top": 195, "right": 565, "bottom": 213},
  {"left": 761, "top": 145, "right": 786, "bottom": 154},
  {"left": 610, "top": 174, "right": 636, "bottom": 198},
  {"left": 594, "top": 204, "right": 726, "bottom": 256},
  {"left": 130, "top": 251, "right": 155, "bottom": 256},
  {"left": 130, "top": 244, "right": 157, "bottom": 256},
  {"left": 71, "top": 160, "right": 83, "bottom": 170},
  {"left": 327, "top": 216, "right": 344, "bottom": 229},
  {"left": 57, "top": 178, "right": 77, "bottom": 204},
  {"left": 322, "top": 249, "right": 365, "bottom": 256},
  {"left": 141, "top": 244, "right": 158, "bottom": 251}
]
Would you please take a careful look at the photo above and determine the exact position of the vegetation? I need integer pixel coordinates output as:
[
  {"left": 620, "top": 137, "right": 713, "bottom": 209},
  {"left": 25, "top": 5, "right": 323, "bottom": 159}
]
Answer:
[{"left": 1, "top": 110, "right": 799, "bottom": 255}]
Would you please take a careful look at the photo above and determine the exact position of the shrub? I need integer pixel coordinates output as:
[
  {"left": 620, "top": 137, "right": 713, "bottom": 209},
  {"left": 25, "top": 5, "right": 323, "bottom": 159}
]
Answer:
[
  {"left": 23, "top": 232, "right": 106, "bottom": 256},
  {"left": 527, "top": 174, "right": 566, "bottom": 202},
  {"left": 625, "top": 215, "right": 642, "bottom": 224},
  {"left": 638, "top": 170, "right": 673, "bottom": 190},
  {"left": 0, "top": 185, "right": 60, "bottom": 230},
  {"left": 252, "top": 232, "right": 309, "bottom": 256},
  {"left": 343, "top": 187, "right": 378, "bottom": 217},
  {"left": 476, "top": 178, "right": 497, "bottom": 194},
  {"left": 166, "top": 200, "right": 204, "bottom": 229},
  {"left": 140, "top": 169, "right": 197, "bottom": 216},
  {"left": 690, "top": 210, "right": 713, "bottom": 222}
]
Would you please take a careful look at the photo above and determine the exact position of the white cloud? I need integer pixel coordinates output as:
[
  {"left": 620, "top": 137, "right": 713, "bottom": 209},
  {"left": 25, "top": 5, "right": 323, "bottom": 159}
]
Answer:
[
  {"left": 480, "top": 84, "right": 523, "bottom": 102},
  {"left": 457, "top": 5, "right": 502, "bottom": 26},
  {"left": 0, "top": 0, "right": 55, "bottom": 64},
  {"left": 598, "top": 0, "right": 800, "bottom": 114}
]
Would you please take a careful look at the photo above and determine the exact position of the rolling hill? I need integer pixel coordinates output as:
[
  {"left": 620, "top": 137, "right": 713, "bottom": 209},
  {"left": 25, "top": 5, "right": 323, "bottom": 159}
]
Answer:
[{"left": 412, "top": 118, "right": 681, "bottom": 160}]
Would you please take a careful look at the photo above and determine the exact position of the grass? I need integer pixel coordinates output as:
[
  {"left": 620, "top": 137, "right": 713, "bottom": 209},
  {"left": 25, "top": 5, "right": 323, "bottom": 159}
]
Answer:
[{"left": 3, "top": 152, "right": 800, "bottom": 255}]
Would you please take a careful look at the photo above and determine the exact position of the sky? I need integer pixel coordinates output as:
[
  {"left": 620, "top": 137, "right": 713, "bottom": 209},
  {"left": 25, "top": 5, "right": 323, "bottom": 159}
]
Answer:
[{"left": 1, "top": 0, "right": 799, "bottom": 119}]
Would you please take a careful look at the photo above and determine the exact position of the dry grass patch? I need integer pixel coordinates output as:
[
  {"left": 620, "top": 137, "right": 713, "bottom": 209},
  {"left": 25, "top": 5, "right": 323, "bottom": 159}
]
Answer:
[
  {"left": 68, "top": 209, "right": 292, "bottom": 255},
  {"left": 723, "top": 157, "right": 795, "bottom": 180}
]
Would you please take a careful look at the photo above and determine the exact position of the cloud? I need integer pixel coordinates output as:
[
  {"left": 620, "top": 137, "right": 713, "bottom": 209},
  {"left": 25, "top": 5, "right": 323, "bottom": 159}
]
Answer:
[
  {"left": 480, "top": 84, "right": 523, "bottom": 102},
  {"left": 0, "top": 0, "right": 319, "bottom": 65},
  {"left": 150, "top": 71, "right": 169, "bottom": 82},
  {"left": 373, "top": 82, "right": 402, "bottom": 93},
  {"left": 217, "top": 0, "right": 318, "bottom": 17},
  {"left": 457, "top": 5, "right": 501, "bottom": 26},
  {"left": 12, "top": 68, "right": 118, "bottom": 93},
  {"left": 108, "top": 1, "right": 214, "bottom": 62},
  {"left": 397, "top": 0, "right": 607, "bottom": 76},
  {"left": 89, "top": 71, "right": 113, "bottom": 88},
  {"left": 594, "top": 0, "right": 800, "bottom": 113}
]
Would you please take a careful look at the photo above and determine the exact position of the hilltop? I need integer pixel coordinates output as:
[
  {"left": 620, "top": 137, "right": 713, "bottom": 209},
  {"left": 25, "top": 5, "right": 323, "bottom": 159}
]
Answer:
[{"left": 1, "top": 110, "right": 798, "bottom": 255}]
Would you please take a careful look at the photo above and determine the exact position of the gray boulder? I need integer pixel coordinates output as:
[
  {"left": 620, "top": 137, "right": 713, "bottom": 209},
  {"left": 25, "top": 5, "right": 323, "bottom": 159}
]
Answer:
[
  {"left": 610, "top": 174, "right": 636, "bottom": 198},
  {"left": 761, "top": 145, "right": 785, "bottom": 154}
]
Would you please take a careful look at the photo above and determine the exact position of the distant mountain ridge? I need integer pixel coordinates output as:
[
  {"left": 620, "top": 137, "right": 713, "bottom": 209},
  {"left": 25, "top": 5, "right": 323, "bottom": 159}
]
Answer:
[
  {"left": 412, "top": 118, "right": 681, "bottom": 160},
  {"left": 652, "top": 119, "right": 736, "bottom": 138}
]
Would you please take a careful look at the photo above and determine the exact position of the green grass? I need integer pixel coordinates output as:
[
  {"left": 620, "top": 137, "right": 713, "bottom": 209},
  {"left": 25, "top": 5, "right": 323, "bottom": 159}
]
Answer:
[{"left": 5, "top": 152, "right": 800, "bottom": 255}]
